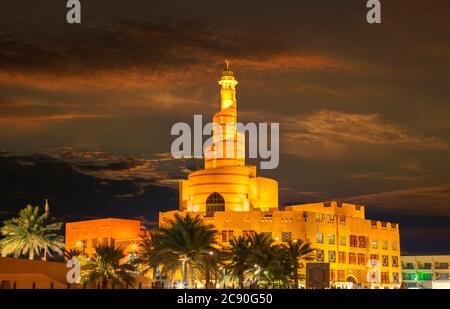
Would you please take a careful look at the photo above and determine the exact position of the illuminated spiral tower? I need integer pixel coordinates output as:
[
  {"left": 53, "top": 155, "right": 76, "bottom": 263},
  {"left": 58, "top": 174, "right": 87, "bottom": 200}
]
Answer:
[{"left": 178, "top": 61, "right": 278, "bottom": 214}]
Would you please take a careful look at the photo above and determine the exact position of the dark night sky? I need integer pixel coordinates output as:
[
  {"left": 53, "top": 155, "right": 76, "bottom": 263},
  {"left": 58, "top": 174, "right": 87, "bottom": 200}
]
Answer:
[{"left": 0, "top": 0, "right": 449, "bottom": 254}]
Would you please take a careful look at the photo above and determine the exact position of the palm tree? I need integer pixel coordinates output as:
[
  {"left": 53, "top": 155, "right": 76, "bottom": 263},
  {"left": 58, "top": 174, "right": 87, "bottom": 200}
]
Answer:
[
  {"left": 247, "top": 233, "right": 275, "bottom": 288},
  {"left": 65, "top": 248, "right": 84, "bottom": 260},
  {"left": 265, "top": 244, "right": 291, "bottom": 288},
  {"left": 282, "top": 239, "right": 315, "bottom": 288},
  {"left": 228, "top": 236, "right": 252, "bottom": 288},
  {"left": 137, "top": 232, "right": 163, "bottom": 281},
  {"left": 82, "top": 244, "right": 135, "bottom": 289},
  {"left": 158, "top": 213, "right": 217, "bottom": 288},
  {"left": 0, "top": 205, "right": 64, "bottom": 260}
]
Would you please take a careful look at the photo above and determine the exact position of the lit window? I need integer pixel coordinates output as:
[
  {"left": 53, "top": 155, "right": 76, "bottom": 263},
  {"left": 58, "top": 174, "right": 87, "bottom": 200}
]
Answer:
[
  {"left": 392, "top": 241, "right": 397, "bottom": 251},
  {"left": 339, "top": 235, "right": 346, "bottom": 246},
  {"left": 92, "top": 238, "right": 98, "bottom": 248},
  {"left": 392, "top": 256, "right": 399, "bottom": 267},
  {"left": 221, "top": 231, "right": 227, "bottom": 242},
  {"left": 228, "top": 230, "right": 234, "bottom": 241},
  {"left": 371, "top": 240, "right": 378, "bottom": 249},
  {"left": 330, "top": 270, "right": 336, "bottom": 281},
  {"left": 358, "top": 236, "right": 367, "bottom": 248},
  {"left": 206, "top": 192, "right": 225, "bottom": 217},
  {"left": 316, "top": 250, "right": 324, "bottom": 261},
  {"left": 349, "top": 253, "right": 357, "bottom": 264},
  {"left": 338, "top": 270, "right": 346, "bottom": 281},
  {"left": 328, "top": 234, "right": 335, "bottom": 244},
  {"left": 382, "top": 255, "right": 389, "bottom": 266},
  {"left": 382, "top": 240, "right": 388, "bottom": 250},
  {"left": 350, "top": 235, "right": 358, "bottom": 247},
  {"left": 316, "top": 233, "right": 323, "bottom": 243},
  {"left": 381, "top": 272, "right": 389, "bottom": 283},
  {"left": 358, "top": 254, "right": 366, "bottom": 265},
  {"left": 315, "top": 213, "right": 323, "bottom": 220},
  {"left": 328, "top": 251, "right": 336, "bottom": 262},
  {"left": 338, "top": 252, "right": 346, "bottom": 263}
]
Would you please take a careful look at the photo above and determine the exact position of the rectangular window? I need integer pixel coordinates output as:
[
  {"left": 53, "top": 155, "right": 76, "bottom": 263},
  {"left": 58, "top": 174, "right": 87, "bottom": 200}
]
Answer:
[
  {"left": 92, "top": 238, "right": 98, "bottom": 248},
  {"left": 338, "top": 251, "right": 346, "bottom": 263},
  {"left": 392, "top": 241, "right": 397, "bottom": 251},
  {"left": 316, "top": 233, "right": 323, "bottom": 243},
  {"left": 381, "top": 272, "right": 389, "bottom": 284},
  {"left": 350, "top": 235, "right": 358, "bottom": 247},
  {"left": 338, "top": 270, "right": 346, "bottom": 281},
  {"left": 371, "top": 240, "right": 377, "bottom": 249},
  {"left": 382, "top": 240, "right": 388, "bottom": 250},
  {"left": 221, "top": 231, "right": 227, "bottom": 242},
  {"left": 243, "top": 230, "right": 249, "bottom": 238},
  {"left": 370, "top": 254, "right": 379, "bottom": 261},
  {"left": 327, "top": 214, "right": 334, "bottom": 222},
  {"left": 349, "top": 253, "right": 357, "bottom": 264},
  {"left": 358, "top": 236, "right": 367, "bottom": 248},
  {"left": 358, "top": 254, "right": 366, "bottom": 265},
  {"left": 339, "top": 235, "right": 346, "bottom": 246},
  {"left": 328, "top": 234, "right": 335, "bottom": 244},
  {"left": 315, "top": 213, "right": 323, "bottom": 220},
  {"left": 228, "top": 230, "right": 234, "bottom": 241},
  {"left": 330, "top": 270, "right": 336, "bottom": 281},
  {"left": 102, "top": 237, "right": 109, "bottom": 246}
]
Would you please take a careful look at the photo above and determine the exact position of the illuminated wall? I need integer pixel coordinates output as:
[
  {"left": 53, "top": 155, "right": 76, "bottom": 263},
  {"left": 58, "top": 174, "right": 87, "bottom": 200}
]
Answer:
[{"left": 65, "top": 218, "right": 145, "bottom": 259}]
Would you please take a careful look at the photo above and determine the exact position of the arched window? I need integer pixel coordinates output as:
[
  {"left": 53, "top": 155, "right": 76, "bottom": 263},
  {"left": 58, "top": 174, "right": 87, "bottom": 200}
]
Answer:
[{"left": 206, "top": 192, "right": 225, "bottom": 217}]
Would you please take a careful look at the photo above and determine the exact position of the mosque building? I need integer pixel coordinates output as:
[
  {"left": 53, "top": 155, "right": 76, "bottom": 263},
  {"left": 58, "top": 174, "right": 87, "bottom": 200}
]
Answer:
[
  {"left": 65, "top": 63, "right": 401, "bottom": 288},
  {"left": 158, "top": 63, "right": 402, "bottom": 288}
]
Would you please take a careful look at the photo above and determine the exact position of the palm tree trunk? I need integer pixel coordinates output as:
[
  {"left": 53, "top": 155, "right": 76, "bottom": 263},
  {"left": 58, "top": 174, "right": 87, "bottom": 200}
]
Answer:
[
  {"left": 102, "top": 278, "right": 108, "bottom": 289},
  {"left": 239, "top": 273, "right": 244, "bottom": 289},
  {"left": 293, "top": 262, "right": 299, "bottom": 289},
  {"left": 205, "top": 269, "right": 211, "bottom": 289}
]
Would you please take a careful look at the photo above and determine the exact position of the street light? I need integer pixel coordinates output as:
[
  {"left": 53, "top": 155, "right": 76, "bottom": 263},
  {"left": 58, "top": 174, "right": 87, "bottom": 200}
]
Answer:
[{"left": 179, "top": 255, "right": 189, "bottom": 288}]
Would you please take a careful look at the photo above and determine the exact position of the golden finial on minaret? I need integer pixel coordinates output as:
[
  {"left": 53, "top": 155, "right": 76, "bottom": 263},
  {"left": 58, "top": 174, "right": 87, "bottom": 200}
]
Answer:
[
  {"left": 225, "top": 59, "right": 230, "bottom": 70},
  {"left": 44, "top": 198, "right": 49, "bottom": 213}
]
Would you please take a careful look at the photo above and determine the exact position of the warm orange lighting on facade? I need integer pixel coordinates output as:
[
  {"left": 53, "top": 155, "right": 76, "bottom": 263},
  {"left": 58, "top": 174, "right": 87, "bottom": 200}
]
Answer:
[{"left": 159, "top": 64, "right": 402, "bottom": 288}]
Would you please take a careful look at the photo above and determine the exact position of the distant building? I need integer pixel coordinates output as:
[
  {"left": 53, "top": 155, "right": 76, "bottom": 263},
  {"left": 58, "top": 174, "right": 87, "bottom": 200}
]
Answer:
[
  {"left": 0, "top": 257, "right": 71, "bottom": 289},
  {"left": 159, "top": 64, "right": 402, "bottom": 288},
  {"left": 65, "top": 218, "right": 147, "bottom": 260},
  {"left": 401, "top": 255, "right": 450, "bottom": 289}
]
